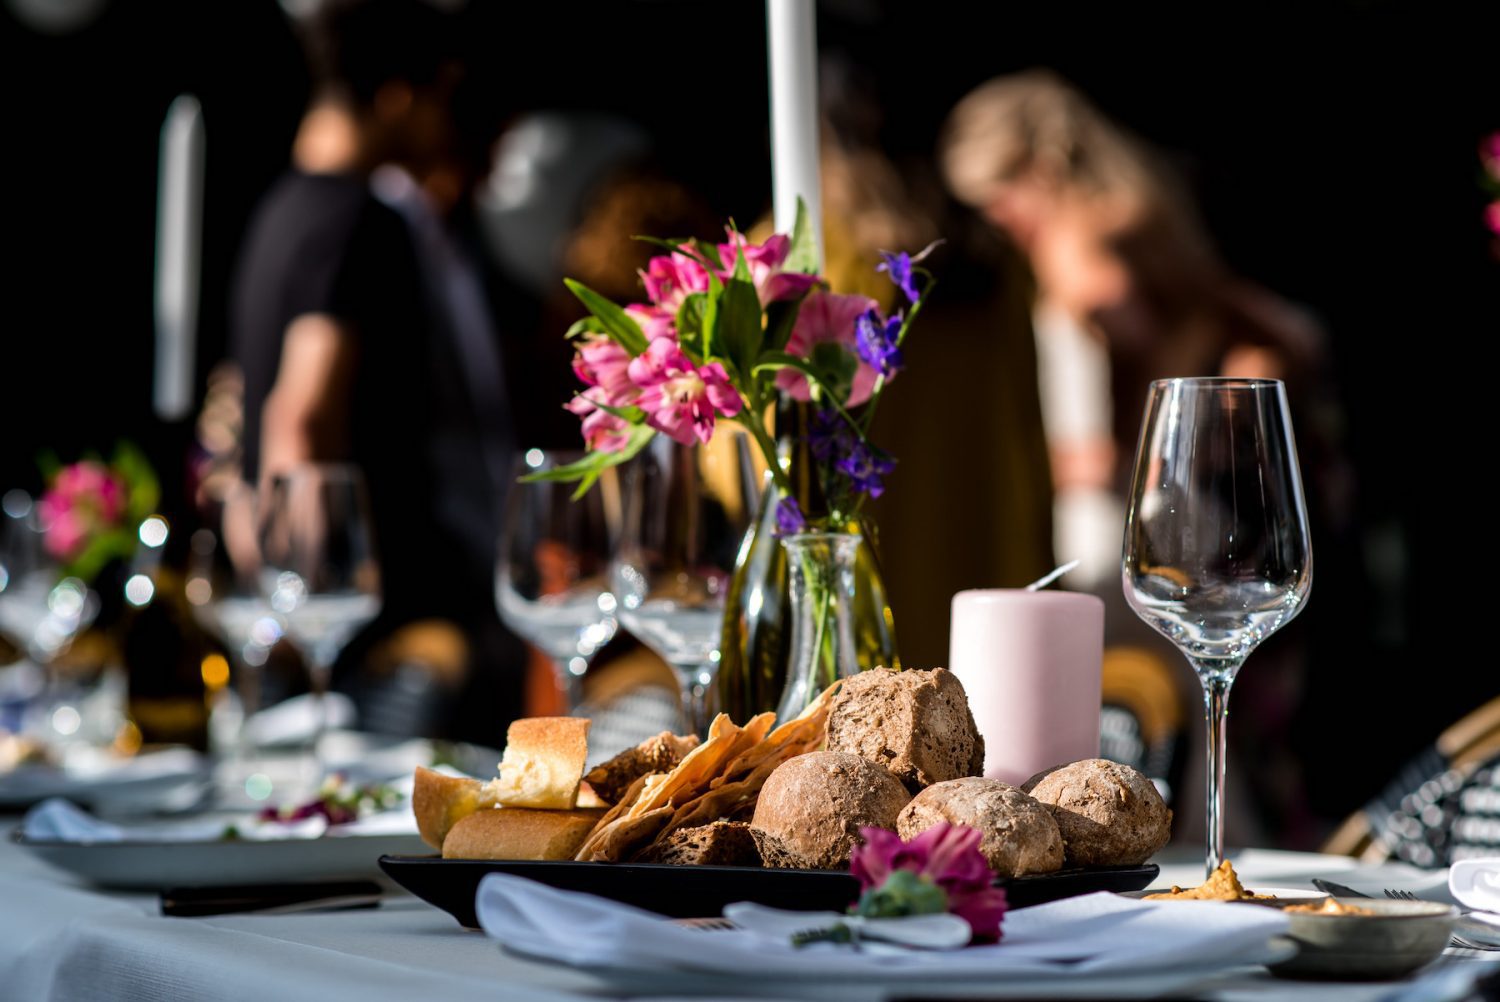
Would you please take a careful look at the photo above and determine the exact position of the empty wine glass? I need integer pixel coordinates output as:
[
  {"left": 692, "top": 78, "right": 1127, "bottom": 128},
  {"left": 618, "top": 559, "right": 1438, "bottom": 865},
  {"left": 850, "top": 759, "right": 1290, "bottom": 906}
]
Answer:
[
  {"left": 612, "top": 434, "right": 755, "bottom": 736},
  {"left": 1122, "top": 378, "right": 1312, "bottom": 876},
  {"left": 496, "top": 449, "right": 618, "bottom": 710},
  {"left": 258, "top": 465, "right": 380, "bottom": 762}
]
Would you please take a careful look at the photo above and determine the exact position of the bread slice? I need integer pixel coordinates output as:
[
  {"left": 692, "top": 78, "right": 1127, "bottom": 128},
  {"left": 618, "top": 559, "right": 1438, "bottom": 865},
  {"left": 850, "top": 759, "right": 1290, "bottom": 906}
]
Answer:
[
  {"left": 412, "top": 766, "right": 501, "bottom": 849},
  {"left": 487, "top": 717, "right": 591, "bottom": 810},
  {"left": 441, "top": 807, "right": 606, "bottom": 860},
  {"left": 584, "top": 731, "right": 700, "bottom": 806},
  {"left": 634, "top": 821, "right": 762, "bottom": 866}
]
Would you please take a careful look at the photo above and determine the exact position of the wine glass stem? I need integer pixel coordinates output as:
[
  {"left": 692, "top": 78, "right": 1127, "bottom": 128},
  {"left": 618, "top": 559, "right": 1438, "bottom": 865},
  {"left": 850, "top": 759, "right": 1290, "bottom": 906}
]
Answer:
[
  {"left": 1201, "top": 673, "right": 1233, "bottom": 877},
  {"left": 676, "top": 662, "right": 715, "bottom": 738}
]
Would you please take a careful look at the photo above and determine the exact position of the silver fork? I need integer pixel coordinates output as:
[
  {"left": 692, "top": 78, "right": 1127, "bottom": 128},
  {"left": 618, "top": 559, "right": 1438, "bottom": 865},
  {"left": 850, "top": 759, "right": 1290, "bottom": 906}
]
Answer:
[
  {"left": 673, "top": 917, "right": 737, "bottom": 931},
  {"left": 1385, "top": 889, "right": 1500, "bottom": 951}
]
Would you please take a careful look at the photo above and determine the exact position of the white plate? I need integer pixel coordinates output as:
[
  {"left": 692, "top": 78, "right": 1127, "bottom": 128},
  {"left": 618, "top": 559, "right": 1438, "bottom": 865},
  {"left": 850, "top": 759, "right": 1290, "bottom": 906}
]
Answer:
[
  {"left": 15, "top": 829, "right": 428, "bottom": 889},
  {"left": 501, "top": 936, "right": 1299, "bottom": 1000},
  {"left": 0, "top": 751, "right": 210, "bottom": 812}
]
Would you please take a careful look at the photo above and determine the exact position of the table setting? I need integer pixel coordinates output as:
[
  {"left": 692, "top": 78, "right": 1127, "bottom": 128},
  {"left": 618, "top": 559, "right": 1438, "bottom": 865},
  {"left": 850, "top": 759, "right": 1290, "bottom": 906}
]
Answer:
[{"left": 2, "top": 7, "right": 1496, "bottom": 1002}]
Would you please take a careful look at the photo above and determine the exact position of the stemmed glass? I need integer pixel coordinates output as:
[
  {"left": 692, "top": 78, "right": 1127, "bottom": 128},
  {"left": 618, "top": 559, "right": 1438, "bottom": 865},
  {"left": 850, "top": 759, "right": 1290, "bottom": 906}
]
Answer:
[
  {"left": 612, "top": 435, "right": 754, "bottom": 736},
  {"left": 258, "top": 465, "right": 381, "bottom": 765},
  {"left": 1122, "top": 378, "right": 1313, "bottom": 876},
  {"left": 496, "top": 450, "right": 618, "bottom": 710},
  {"left": 187, "top": 484, "right": 285, "bottom": 794}
]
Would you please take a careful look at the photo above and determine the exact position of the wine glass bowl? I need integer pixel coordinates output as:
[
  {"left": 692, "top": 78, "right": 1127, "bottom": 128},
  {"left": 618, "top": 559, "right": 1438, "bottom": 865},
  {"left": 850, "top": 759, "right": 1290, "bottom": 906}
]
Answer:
[
  {"left": 612, "top": 434, "right": 754, "bottom": 735},
  {"left": 1123, "top": 377, "right": 1312, "bottom": 874},
  {"left": 495, "top": 450, "right": 618, "bottom": 706}
]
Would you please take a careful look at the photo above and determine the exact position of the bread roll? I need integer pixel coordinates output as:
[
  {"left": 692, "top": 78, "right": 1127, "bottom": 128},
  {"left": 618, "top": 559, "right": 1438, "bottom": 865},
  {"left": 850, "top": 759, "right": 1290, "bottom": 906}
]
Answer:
[
  {"left": 412, "top": 766, "right": 501, "bottom": 850},
  {"left": 750, "top": 751, "right": 911, "bottom": 870},
  {"left": 1023, "top": 759, "right": 1172, "bottom": 866},
  {"left": 488, "top": 717, "right": 591, "bottom": 810},
  {"left": 441, "top": 807, "right": 605, "bottom": 860},
  {"left": 826, "top": 668, "right": 984, "bottom": 793},
  {"left": 897, "top": 777, "right": 1063, "bottom": 877},
  {"left": 584, "top": 731, "right": 700, "bottom": 806},
  {"left": 633, "top": 821, "right": 761, "bottom": 867}
]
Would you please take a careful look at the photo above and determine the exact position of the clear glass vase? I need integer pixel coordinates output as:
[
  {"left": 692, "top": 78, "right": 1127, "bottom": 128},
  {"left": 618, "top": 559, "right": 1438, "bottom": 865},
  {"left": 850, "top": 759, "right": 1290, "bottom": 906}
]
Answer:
[{"left": 774, "top": 531, "right": 862, "bottom": 722}]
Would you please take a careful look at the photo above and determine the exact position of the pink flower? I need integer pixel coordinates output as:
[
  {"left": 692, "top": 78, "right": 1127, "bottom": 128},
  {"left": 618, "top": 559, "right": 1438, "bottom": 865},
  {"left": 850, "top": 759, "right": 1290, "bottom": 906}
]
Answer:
[
  {"left": 776, "top": 291, "right": 881, "bottom": 406},
  {"left": 37, "top": 460, "right": 128, "bottom": 560},
  {"left": 1486, "top": 201, "right": 1500, "bottom": 236},
  {"left": 624, "top": 304, "right": 678, "bottom": 343},
  {"left": 627, "top": 338, "right": 742, "bottom": 445},
  {"left": 640, "top": 252, "right": 712, "bottom": 315},
  {"left": 718, "top": 232, "right": 820, "bottom": 306},
  {"left": 571, "top": 334, "right": 637, "bottom": 404},
  {"left": 1483, "top": 133, "right": 1500, "bottom": 179},
  {"left": 566, "top": 388, "right": 634, "bottom": 453},
  {"left": 852, "top": 824, "right": 1008, "bottom": 943}
]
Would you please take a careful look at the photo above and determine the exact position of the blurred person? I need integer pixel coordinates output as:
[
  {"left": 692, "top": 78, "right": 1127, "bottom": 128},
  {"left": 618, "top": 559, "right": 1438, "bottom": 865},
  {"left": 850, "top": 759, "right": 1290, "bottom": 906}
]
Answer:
[
  {"left": 228, "top": 0, "right": 525, "bottom": 742},
  {"left": 940, "top": 70, "right": 1355, "bottom": 847}
]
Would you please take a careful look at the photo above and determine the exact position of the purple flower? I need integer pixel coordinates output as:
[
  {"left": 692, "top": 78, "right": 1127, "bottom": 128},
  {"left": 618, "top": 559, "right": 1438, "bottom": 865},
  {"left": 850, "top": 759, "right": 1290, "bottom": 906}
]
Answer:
[
  {"left": 774, "top": 497, "right": 807, "bottom": 536},
  {"left": 876, "top": 251, "right": 921, "bottom": 304},
  {"left": 836, "top": 440, "right": 896, "bottom": 498},
  {"left": 855, "top": 308, "right": 904, "bottom": 379},
  {"left": 808, "top": 408, "right": 848, "bottom": 463}
]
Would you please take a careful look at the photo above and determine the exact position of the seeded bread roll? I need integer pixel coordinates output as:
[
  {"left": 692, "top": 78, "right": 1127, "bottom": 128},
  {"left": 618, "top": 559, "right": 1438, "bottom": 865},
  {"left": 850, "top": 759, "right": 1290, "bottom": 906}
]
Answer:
[
  {"left": 896, "top": 777, "right": 1064, "bottom": 877},
  {"left": 1022, "top": 759, "right": 1172, "bottom": 866},
  {"left": 826, "top": 668, "right": 985, "bottom": 793},
  {"left": 750, "top": 752, "right": 911, "bottom": 870},
  {"left": 633, "top": 821, "right": 762, "bottom": 866}
]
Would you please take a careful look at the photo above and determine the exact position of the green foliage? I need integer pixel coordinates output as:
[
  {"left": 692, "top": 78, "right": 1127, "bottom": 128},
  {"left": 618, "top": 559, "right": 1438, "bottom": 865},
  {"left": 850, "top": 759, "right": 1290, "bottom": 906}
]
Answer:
[
  {"left": 564, "top": 279, "right": 648, "bottom": 355},
  {"left": 852, "top": 870, "right": 949, "bottom": 919},
  {"left": 519, "top": 423, "right": 655, "bottom": 499}
]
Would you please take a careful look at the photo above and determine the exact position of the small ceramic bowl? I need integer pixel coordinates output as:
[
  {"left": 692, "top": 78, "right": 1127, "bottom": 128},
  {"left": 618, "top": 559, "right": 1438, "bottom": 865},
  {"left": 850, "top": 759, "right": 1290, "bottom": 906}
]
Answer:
[{"left": 1269, "top": 897, "right": 1458, "bottom": 980}]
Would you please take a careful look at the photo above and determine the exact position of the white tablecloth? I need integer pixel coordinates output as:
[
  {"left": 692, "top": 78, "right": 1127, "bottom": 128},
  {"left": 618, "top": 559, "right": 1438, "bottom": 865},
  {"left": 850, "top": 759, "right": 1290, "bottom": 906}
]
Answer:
[{"left": 0, "top": 826, "right": 1494, "bottom": 1002}]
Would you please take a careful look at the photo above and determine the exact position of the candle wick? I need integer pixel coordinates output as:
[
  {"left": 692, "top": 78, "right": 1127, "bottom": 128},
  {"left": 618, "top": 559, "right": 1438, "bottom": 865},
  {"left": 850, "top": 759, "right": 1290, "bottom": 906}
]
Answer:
[{"left": 1025, "top": 560, "right": 1081, "bottom": 591}]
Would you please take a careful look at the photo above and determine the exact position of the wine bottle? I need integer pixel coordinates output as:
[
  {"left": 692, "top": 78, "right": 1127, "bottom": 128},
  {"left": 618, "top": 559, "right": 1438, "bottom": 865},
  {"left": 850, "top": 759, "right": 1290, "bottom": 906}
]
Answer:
[
  {"left": 121, "top": 522, "right": 221, "bottom": 751},
  {"left": 716, "top": 401, "right": 899, "bottom": 720}
]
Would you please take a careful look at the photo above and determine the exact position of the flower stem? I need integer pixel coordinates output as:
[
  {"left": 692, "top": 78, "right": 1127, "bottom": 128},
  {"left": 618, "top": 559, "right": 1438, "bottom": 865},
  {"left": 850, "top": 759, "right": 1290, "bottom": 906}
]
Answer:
[{"left": 736, "top": 402, "right": 794, "bottom": 495}]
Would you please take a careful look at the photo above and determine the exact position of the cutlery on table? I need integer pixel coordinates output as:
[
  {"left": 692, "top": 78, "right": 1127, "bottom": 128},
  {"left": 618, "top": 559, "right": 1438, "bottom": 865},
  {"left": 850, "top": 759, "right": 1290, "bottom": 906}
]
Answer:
[{"left": 161, "top": 880, "right": 382, "bottom": 917}]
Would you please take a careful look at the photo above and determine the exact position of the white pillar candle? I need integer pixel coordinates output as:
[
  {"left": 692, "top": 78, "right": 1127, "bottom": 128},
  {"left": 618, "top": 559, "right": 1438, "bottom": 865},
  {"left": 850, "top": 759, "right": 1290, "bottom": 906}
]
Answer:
[
  {"left": 154, "top": 94, "right": 204, "bottom": 422},
  {"left": 949, "top": 589, "right": 1104, "bottom": 785},
  {"left": 766, "top": 0, "right": 822, "bottom": 262}
]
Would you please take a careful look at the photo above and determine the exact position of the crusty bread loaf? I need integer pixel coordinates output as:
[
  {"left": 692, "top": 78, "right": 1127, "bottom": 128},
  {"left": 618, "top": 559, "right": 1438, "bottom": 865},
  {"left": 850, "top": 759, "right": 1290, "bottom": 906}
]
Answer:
[
  {"left": 750, "top": 751, "right": 911, "bottom": 870},
  {"left": 897, "top": 777, "right": 1064, "bottom": 877},
  {"left": 826, "top": 668, "right": 985, "bottom": 793},
  {"left": 584, "top": 731, "right": 700, "bottom": 806},
  {"left": 412, "top": 766, "right": 501, "bottom": 850},
  {"left": 633, "top": 821, "right": 762, "bottom": 866},
  {"left": 441, "top": 807, "right": 606, "bottom": 860},
  {"left": 1022, "top": 759, "right": 1172, "bottom": 866},
  {"left": 487, "top": 717, "right": 591, "bottom": 810}
]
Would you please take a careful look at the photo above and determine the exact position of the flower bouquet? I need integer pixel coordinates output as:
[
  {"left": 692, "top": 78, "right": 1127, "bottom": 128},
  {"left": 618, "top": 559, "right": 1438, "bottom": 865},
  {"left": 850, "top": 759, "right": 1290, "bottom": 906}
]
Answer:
[{"left": 529, "top": 202, "right": 936, "bottom": 716}]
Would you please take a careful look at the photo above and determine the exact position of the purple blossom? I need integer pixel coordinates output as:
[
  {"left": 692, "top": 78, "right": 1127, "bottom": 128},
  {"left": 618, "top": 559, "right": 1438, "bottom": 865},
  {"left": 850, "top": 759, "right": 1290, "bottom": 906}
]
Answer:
[
  {"left": 774, "top": 497, "right": 808, "bottom": 536},
  {"left": 855, "top": 308, "right": 904, "bottom": 379},
  {"left": 808, "top": 408, "right": 849, "bottom": 462},
  {"left": 836, "top": 439, "right": 896, "bottom": 498},
  {"left": 876, "top": 251, "right": 922, "bottom": 304}
]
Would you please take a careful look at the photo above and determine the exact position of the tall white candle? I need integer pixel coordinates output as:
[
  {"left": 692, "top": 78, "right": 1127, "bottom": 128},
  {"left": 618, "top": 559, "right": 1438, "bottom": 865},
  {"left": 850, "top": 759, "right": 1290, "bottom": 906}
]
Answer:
[
  {"left": 766, "top": 0, "right": 822, "bottom": 263},
  {"left": 154, "top": 94, "right": 204, "bottom": 422}
]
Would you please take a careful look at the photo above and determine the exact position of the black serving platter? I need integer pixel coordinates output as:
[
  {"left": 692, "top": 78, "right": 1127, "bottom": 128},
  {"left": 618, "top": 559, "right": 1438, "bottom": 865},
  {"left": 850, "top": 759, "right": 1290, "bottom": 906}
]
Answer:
[{"left": 379, "top": 855, "right": 1158, "bottom": 928}]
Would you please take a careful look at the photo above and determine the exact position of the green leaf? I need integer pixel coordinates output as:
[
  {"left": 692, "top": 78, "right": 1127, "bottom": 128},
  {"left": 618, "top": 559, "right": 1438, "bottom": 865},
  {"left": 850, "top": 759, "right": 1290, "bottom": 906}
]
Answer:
[
  {"left": 677, "top": 293, "right": 709, "bottom": 355},
  {"left": 785, "top": 195, "right": 821, "bottom": 274},
  {"left": 564, "top": 279, "right": 647, "bottom": 355},
  {"left": 763, "top": 297, "right": 804, "bottom": 354},
  {"left": 714, "top": 275, "right": 763, "bottom": 383},
  {"left": 565, "top": 316, "right": 605, "bottom": 340},
  {"left": 571, "top": 395, "right": 645, "bottom": 424},
  {"left": 809, "top": 342, "right": 858, "bottom": 406},
  {"left": 520, "top": 425, "right": 657, "bottom": 499}
]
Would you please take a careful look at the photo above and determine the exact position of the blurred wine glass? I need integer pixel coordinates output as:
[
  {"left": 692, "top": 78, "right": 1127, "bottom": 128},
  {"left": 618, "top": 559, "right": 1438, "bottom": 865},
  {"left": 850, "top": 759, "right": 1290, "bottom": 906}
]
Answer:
[
  {"left": 0, "top": 490, "right": 96, "bottom": 668},
  {"left": 1122, "top": 378, "right": 1312, "bottom": 877},
  {"left": 187, "top": 484, "right": 285, "bottom": 785},
  {"left": 496, "top": 449, "right": 618, "bottom": 710},
  {"left": 257, "top": 465, "right": 380, "bottom": 762},
  {"left": 612, "top": 434, "right": 755, "bottom": 736}
]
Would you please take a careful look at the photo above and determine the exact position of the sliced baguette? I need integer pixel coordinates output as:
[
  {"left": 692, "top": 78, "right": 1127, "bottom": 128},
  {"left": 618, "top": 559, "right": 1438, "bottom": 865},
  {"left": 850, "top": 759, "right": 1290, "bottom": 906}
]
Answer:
[
  {"left": 487, "top": 717, "right": 592, "bottom": 810},
  {"left": 413, "top": 766, "right": 500, "bottom": 850},
  {"left": 441, "top": 807, "right": 606, "bottom": 861}
]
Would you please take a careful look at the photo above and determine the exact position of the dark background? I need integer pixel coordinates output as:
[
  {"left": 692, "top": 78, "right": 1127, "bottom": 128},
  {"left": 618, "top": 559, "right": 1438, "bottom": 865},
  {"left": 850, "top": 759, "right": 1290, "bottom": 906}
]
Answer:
[{"left": 2, "top": 0, "right": 1495, "bottom": 827}]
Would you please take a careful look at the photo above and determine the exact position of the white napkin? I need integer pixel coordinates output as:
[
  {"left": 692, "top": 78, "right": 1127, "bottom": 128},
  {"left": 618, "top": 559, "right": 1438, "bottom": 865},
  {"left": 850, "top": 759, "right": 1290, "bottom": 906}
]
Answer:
[
  {"left": 243, "top": 693, "right": 357, "bottom": 748},
  {"left": 1450, "top": 858, "right": 1500, "bottom": 913},
  {"left": 475, "top": 874, "right": 1289, "bottom": 980}
]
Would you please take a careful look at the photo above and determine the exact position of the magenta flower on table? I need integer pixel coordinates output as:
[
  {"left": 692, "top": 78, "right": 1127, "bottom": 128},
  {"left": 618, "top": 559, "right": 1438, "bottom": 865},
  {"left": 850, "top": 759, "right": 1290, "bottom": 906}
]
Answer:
[
  {"left": 641, "top": 252, "right": 712, "bottom": 315},
  {"left": 37, "top": 460, "right": 127, "bottom": 560},
  {"left": 719, "top": 232, "right": 820, "bottom": 306},
  {"left": 627, "top": 338, "right": 742, "bottom": 445},
  {"left": 851, "top": 823, "right": 1008, "bottom": 943},
  {"left": 776, "top": 291, "right": 881, "bottom": 406},
  {"left": 571, "top": 333, "right": 638, "bottom": 402}
]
